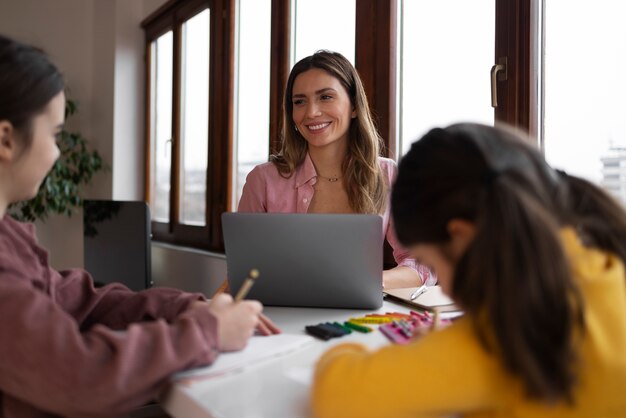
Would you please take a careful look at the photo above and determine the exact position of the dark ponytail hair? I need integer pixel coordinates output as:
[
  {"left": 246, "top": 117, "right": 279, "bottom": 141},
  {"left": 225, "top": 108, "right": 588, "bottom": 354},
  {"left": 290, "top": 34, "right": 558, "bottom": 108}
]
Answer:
[
  {"left": 0, "top": 34, "right": 64, "bottom": 148},
  {"left": 556, "top": 171, "right": 626, "bottom": 264},
  {"left": 392, "top": 123, "right": 586, "bottom": 402}
]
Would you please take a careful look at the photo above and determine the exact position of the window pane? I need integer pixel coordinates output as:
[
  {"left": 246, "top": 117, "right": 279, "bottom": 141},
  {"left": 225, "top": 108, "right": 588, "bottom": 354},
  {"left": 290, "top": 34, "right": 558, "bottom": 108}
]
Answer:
[
  {"left": 180, "top": 9, "right": 210, "bottom": 225},
  {"left": 399, "top": 0, "right": 494, "bottom": 155},
  {"left": 234, "top": 0, "right": 272, "bottom": 207},
  {"left": 150, "top": 31, "right": 173, "bottom": 222},
  {"left": 293, "top": 0, "right": 356, "bottom": 65},
  {"left": 543, "top": 1, "right": 626, "bottom": 204}
]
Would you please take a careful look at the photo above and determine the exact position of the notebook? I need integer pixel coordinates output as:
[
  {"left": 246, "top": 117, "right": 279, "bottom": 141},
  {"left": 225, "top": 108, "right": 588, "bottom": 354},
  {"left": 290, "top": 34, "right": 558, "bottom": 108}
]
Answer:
[
  {"left": 172, "top": 334, "right": 314, "bottom": 383},
  {"left": 222, "top": 213, "right": 383, "bottom": 309},
  {"left": 383, "top": 286, "right": 463, "bottom": 315}
]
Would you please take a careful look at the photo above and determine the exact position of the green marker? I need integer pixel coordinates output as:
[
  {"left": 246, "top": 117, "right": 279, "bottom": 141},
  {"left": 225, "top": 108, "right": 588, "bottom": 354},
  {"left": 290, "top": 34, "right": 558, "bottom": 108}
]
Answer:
[
  {"left": 344, "top": 321, "right": 373, "bottom": 333},
  {"left": 332, "top": 322, "right": 353, "bottom": 334}
]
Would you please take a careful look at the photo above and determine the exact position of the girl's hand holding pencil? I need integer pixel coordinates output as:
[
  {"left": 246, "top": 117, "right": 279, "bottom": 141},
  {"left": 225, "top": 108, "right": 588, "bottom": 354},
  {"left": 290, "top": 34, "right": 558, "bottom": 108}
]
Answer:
[
  {"left": 188, "top": 269, "right": 281, "bottom": 352},
  {"left": 206, "top": 293, "right": 262, "bottom": 351},
  {"left": 232, "top": 269, "right": 281, "bottom": 336},
  {"left": 187, "top": 293, "right": 262, "bottom": 352}
]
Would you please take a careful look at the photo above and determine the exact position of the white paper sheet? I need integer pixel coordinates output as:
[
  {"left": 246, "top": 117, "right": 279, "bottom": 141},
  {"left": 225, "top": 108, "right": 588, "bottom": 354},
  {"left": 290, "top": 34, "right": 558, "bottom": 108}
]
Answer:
[{"left": 172, "top": 334, "right": 314, "bottom": 382}]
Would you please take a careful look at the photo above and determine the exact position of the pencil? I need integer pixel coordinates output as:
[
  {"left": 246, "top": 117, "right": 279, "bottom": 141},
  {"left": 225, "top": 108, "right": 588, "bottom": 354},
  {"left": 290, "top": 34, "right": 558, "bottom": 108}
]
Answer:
[
  {"left": 410, "top": 284, "right": 428, "bottom": 300},
  {"left": 234, "top": 269, "right": 259, "bottom": 302}
]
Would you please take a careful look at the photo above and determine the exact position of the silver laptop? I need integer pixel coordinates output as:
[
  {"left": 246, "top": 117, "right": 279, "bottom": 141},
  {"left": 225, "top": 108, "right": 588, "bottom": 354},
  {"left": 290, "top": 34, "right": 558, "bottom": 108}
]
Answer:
[{"left": 222, "top": 213, "right": 383, "bottom": 309}]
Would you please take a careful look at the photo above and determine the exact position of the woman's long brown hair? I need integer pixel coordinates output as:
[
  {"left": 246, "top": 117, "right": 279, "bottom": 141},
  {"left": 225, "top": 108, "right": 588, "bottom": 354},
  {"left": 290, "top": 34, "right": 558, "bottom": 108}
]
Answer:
[{"left": 271, "top": 50, "right": 386, "bottom": 214}]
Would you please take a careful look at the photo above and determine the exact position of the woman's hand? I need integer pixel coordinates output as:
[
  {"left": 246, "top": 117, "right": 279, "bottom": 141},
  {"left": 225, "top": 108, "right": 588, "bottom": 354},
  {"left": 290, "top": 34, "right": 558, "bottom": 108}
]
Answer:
[{"left": 382, "top": 266, "right": 422, "bottom": 290}]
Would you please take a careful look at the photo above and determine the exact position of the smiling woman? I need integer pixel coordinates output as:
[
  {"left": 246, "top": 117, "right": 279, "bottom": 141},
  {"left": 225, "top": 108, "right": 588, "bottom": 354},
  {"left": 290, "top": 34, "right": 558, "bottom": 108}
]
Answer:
[
  {"left": 237, "top": 50, "right": 435, "bottom": 290},
  {"left": 291, "top": 68, "right": 356, "bottom": 160}
]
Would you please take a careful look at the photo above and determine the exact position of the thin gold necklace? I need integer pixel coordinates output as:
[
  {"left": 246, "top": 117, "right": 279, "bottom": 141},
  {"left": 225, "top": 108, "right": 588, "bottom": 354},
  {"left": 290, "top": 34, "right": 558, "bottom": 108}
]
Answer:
[{"left": 316, "top": 173, "right": 342, "bottom": 182}]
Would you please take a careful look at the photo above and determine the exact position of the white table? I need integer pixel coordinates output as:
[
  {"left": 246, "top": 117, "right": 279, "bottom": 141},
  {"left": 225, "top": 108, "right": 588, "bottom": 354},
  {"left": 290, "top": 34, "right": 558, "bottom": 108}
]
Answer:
[{"left": 161, "top": 300, "right": 412, "bottom": 418}]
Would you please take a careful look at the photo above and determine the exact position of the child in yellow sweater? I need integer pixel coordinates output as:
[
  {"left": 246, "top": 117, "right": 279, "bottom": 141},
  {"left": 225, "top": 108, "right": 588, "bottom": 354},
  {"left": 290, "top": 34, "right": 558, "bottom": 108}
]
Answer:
[{"left": 312, "top": 123, "right": 626, "bottom": 417}]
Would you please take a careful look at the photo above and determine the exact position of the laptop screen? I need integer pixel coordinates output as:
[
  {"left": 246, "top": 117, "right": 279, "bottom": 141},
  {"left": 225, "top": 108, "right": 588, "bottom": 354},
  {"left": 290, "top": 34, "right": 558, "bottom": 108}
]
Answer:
[
  {"left": 222, "top": 213, "right": 383, "bottom": 309},
  {"left": 83, "top": 200, "right": 152, "bottom": 291}
]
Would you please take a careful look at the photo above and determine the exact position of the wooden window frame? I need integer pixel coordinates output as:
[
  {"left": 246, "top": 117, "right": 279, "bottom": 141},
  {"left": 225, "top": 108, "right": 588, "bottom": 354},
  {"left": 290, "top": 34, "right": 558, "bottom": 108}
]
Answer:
[
  {"left": 266, "top": 0, "right": 541, "bottom": 157},
  {"left": 355, "top": 0, "right": 398, "bottom": 158},
  {"left": 268, "top": 0, "right": 291, "bottom": 155},
  {"left": 268, "top": 0, "right": 399, "bottom": 157},
  {"left": 495, "top": 0, "right": 539, "bottom": 137},
  {"left": 141, "top": 0, "right": 538, "bottom": 252},
  {"left": 142, "top": 0, "right": 234, "bottom": 252}
]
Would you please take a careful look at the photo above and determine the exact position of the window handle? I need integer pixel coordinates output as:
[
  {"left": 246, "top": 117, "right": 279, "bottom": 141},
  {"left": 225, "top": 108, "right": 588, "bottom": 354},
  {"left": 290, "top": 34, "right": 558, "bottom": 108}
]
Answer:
[
  {"left": 490, "top": 56, "right": 508, "bottom": 108},
  {"left": 164, "top": 138, "right": 172, "bottom": 158}
]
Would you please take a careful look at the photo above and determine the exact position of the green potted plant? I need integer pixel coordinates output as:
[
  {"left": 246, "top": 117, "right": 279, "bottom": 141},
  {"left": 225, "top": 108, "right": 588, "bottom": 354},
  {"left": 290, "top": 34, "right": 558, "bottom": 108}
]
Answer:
[{"left": 9, "top": 98, "right": 106, "bottom": 222}]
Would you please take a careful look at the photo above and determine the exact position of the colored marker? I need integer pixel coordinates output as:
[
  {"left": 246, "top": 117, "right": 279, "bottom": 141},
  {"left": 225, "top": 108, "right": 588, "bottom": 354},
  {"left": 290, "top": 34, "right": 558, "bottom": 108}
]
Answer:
[
  {"left": 348, "top": 317, "right": 393, "bottom": 324},
  {"left": 397, "top": 320, "right": 413, "bottom": 337},
  {"left": 344, "top": 321, "right": 373, "bottom": 333},
  {"left": 332, "top": 322, "right": 353, "bottom": 334},
  {"left": 379, "top": 323, "right": 410, "bottom": 344},
  {"left": 367, "top": 312, "right": 412, "bottom": 320}
]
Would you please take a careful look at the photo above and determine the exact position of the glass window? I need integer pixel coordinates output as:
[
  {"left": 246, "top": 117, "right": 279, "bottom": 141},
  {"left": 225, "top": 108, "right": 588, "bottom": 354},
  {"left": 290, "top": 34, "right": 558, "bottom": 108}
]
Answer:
[
  {"left": 150, "top": 31, "right": 173, "bottom": 223},
  {"left": 399, "top": 0, "right": 495, "bottom": 155},
  {"left": 292, "top": 0, "right": 356, "bottom": 65},
  {"left": 542, "top": 1, "right": 626, "bottom": 204},
  {"left": 144, "top": 2, "right": 227, "bottom": 251},
  {"left": 180, "top": 9, "right": 210, "bottom": 225},
  {"left": 234, "top": 0, "right": 272, "bottom": 207}
]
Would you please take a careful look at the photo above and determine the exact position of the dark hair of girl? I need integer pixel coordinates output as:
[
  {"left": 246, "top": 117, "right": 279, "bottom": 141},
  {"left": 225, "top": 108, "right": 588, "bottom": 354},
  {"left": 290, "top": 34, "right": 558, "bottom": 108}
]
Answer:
[
  {"left": 0, "top": 34, "right": 64, "bottom": 148},
  {"left": 556, "top": 171, "right": 626, "bottom": 264},
  {"left": 391, "top": 123, "right": 607, "bottom": 403}
]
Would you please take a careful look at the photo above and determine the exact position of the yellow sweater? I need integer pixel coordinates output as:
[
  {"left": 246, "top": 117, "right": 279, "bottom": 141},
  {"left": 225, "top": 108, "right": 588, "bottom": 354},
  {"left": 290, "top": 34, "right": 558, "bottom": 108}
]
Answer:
[{"left": 312, "top": 229, "right": 626, "bottom": 417}]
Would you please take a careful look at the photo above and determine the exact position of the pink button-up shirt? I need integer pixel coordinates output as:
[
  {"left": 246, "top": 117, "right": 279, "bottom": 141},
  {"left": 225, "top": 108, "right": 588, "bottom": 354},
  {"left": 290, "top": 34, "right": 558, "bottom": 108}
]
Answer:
[{"left": 238, "top": 154, "right": 434, "bottom": 284}]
